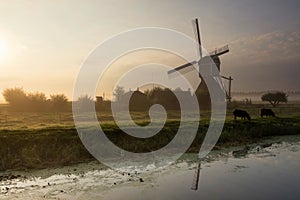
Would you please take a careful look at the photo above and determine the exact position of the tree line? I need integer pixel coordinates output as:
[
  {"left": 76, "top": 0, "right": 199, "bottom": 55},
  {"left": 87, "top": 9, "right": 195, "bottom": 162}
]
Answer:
[
  {"left": 1, "top": 87, "right": 288, "bottom": 112},
  {"left": 2, "top": 87, "right": 69, "bottom": 112}
]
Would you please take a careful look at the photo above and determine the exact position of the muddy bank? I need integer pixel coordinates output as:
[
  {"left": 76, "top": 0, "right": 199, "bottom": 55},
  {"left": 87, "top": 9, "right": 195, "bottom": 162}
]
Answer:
[{"left": 0, "top": 117, "right": 300, "bottom": 171}]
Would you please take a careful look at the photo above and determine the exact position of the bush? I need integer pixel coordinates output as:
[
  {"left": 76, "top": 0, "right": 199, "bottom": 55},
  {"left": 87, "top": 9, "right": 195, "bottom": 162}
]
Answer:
[
  {"left": 2, "top": 87, "right": 69, "bottom": 112},
  {"left": 50, "top": 94, "right": 69, "bottom": 112},
  {"left": 2, "top": 87, "right": 28, "bottom": 110},
  {"left": 76, "top": 95, "right": 95, "bottom": 111},
  {"left": 27, "top": 92, "right": 48, "bottom": 111},
  {"left": 113, "top": 86, "right": 125, "bottom": 102},
  {"left": 261, "top": 91, "right": 288, "bottom": 107}
]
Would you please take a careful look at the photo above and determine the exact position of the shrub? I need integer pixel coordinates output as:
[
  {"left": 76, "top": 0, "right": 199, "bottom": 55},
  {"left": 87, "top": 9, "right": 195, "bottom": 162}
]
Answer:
[{"left": 261, "top": 91, "right": 288, "bottom": 107}]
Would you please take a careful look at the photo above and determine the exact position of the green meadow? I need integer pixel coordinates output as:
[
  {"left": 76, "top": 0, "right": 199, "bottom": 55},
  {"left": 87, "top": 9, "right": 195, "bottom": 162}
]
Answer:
[{"left": 0, "top": 102, "right": 300, "bottom": 171}]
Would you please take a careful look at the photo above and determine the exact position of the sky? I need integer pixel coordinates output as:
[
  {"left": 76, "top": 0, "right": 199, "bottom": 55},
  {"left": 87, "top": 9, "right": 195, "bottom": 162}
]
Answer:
[{"left": 0, "top": 0, "right": 299, "bottom": 101}]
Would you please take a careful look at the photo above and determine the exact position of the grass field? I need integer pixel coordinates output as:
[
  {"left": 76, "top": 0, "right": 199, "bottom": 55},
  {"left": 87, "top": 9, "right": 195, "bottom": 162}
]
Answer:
[
  {"left": 1, "top": 102, "right": 299, "bottom": 128},
  {"left": 0, "top": 102, "right": 299, "bottom": 171}
]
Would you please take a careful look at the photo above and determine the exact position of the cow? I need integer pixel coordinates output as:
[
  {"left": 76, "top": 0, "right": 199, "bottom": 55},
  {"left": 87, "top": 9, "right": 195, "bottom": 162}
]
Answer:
[
  {"left": 260, "top": 108, "right": 275, "bottom": 118},
  {"left": 233, "top": 109, "right": 251, "bottom": 120}
]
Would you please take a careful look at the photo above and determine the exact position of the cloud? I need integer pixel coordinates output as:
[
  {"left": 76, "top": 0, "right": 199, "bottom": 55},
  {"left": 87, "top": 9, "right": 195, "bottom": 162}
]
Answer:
[
  {"left": 228, "top": 30, "right": 300, "bottom": 66},
  {"left": 221, "top": 29, "right": 300, "bottom": 91}
]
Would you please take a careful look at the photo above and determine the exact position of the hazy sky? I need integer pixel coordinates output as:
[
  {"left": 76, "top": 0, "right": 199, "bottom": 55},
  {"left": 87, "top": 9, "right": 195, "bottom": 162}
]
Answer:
[{"left": 0, "top": 0, "right": 299, "bottom": 101}]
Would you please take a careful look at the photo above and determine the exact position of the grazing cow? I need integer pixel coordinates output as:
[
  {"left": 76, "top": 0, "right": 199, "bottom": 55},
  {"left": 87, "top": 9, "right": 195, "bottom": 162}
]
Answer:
[
  {"left": 233, "top": 109, "right": 251, "bottom": 120},
  {"left": 260, "top": 108, "right": 275, "bottom": 118}
]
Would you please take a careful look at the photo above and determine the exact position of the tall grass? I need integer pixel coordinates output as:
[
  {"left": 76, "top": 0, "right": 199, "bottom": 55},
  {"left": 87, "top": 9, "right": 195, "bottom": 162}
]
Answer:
[
  {"left": 0, "top": 103, "right": 299, "bottom": 170},
  {"left": 0, "top": 115, "right": 299, "bottom": 171}
]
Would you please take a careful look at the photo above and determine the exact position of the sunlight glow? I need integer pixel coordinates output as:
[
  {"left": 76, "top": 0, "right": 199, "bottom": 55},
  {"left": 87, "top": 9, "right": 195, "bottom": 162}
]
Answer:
[{"left": 0, "top": 38, "right": 8, "bottom": 61}]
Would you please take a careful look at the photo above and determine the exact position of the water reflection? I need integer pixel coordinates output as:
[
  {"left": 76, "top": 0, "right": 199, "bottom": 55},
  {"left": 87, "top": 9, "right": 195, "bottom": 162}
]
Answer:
[
  {"left": 104, "top": 136, "right": 300, "bottom": 200},
  {"left": 0, "top": 135, "right": 299, "bottom": 200}
]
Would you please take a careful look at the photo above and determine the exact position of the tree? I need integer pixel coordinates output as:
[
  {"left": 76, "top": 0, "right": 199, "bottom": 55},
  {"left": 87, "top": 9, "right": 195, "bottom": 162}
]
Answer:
[
  {"left": 2, "top": 88, "right": 50, "bottom": 111},
  {"left": 76, "top": 95, "right": 94, "bottom": 111},
  {"left": 27, "top": 92, "right": 47, "bottom": 103},
  {"left": 147, "top": 86, "right": 164, "bottom": 99},
  {"left": 261, "top": 91, "right": 288, "bottom": 107},
  {"left": 147, "top": 87, "right": 179, "bottom": 110},
  {"left": 50, "top": 94, "right": 68, "bottom": 111},
  {"left": 113, "top": 86, "right": 125, "bottom": 102},
  {"left": 144, "top": 89, "right": 151, "bottom": 96},
  {"left": 27, "top": 92, "right": 48, "bottom": 111},
  {"left": 174, "top": 87, "right": 183, "bottom": 92},
  {"left": 2, "top": 87, "right": 28, "bottom": 110}
]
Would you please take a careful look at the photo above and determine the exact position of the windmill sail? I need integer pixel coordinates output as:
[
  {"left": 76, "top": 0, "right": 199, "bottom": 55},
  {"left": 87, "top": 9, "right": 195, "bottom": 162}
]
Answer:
[
  {"left": 209, "top": 45, "right": 229, "bottom": 57},
  {"left": 168, "top": 18, "right": 202, "bottom": 77},
  {"left": 167, "top": 60, "right": 197, "bottom": 75},
  {"left": 194, "top": 18, "right": 202, "bottom": 59},
  {"left": 191, "top": 161, "right": 201, "bottom": 190}
]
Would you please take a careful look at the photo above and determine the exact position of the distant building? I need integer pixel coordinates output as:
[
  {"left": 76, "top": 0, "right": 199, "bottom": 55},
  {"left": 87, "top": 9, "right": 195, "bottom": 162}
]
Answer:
[
  {"left": 96, "top": 96, "right": 103, "bottom": 103},
  {"left": 95, "top": 96, "right": 111, "bottom": 111}
]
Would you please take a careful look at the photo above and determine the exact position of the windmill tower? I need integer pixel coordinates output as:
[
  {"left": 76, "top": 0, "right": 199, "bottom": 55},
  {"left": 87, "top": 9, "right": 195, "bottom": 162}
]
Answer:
[
  {"left": 168, "top": 18, "right": 232, "bottom": 190},
  {"left": 168, "top": 18, "right": 232, "bottom": 105}
]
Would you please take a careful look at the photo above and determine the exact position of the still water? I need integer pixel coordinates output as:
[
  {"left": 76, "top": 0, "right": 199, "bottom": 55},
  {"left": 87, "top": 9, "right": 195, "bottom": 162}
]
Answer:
[{"left": 1, "top": 135, "right": 299, "bottom": 200}]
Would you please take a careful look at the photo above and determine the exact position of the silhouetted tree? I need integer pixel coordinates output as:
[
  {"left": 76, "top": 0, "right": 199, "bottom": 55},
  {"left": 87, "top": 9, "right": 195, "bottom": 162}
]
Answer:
[
  {"left": 2, "top": 87, "right": 28, "bottom": 110},
  {"left": 144, "top": 89, "right": 151, "bottom": 96},
  {"left": 147, "top": 87, "right": 179, "bottom": 110},
  {"left": 113, "top": 86, "right": 125, "bottom": 102},
  {"left": 50, "top": 94, "right": 68, "bottom": 112},
  {"left": 261, "top": 92, "right": 288, "bottom": 107},
  {"left": 174, "top": 87, "right": 183, "bottom": 92},
  {"left": 147, "top": 87, "right": 163, "bottom": 98},
  {"left": 76, "top": 95, "right": 94, "bottom": 111},
  {"left": 27, "top": 92, "right": 48, "bottom": 111},
  {"left": 27, "top": 92, "right": 47, "bottom": 103},
  {"left": 2, "top": 88, "right": 51, "bottom": 111}
]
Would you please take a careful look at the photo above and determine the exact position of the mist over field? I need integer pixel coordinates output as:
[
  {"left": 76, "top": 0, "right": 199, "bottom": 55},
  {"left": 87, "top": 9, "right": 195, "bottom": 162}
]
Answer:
[
  {"left": 0, "top": 1, "right": 300, "bottom": 200},
  {"left": 0, "top": 0, "right": 300, "bottom": 101}
]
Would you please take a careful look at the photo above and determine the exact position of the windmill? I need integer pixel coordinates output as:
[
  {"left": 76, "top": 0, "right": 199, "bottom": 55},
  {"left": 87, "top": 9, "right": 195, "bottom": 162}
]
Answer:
[
  {"left": 167, "top": 18, "right": 232, "bottom": 190},
  {"left": 168, "top": 18, "right": 232, "bottom": 103}
]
